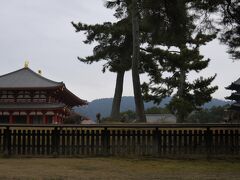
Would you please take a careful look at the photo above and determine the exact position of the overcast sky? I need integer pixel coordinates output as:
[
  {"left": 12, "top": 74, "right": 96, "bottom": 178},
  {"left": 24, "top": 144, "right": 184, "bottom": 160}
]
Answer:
[{"left": 0, "top": 0, "right": 239, "bottom": 102}]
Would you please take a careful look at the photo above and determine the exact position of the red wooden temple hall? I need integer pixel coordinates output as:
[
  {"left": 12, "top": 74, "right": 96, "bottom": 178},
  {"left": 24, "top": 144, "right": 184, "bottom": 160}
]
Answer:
[{"left": 0, "top": 62, "right": 87, "bottom": 124}]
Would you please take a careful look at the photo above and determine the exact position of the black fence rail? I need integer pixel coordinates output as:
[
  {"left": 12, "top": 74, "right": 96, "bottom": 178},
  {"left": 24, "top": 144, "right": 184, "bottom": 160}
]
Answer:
[{"left": 0, "top": 124, "right": 239, "bottom": 157}]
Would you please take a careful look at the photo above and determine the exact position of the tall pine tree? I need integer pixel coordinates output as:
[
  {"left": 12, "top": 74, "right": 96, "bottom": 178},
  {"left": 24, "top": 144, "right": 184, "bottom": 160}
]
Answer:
[
  {"left": 141, "top": 0, "right": 218, "bottom": 122},
  {"left": 131, "top": 0, "right": 146, "bottom": 122},
  {"left": 105, "top": 0, "right": 147, "bottom": 121},
  {"left": 72, "top": 18, "right": 132, "bottom": 120}
]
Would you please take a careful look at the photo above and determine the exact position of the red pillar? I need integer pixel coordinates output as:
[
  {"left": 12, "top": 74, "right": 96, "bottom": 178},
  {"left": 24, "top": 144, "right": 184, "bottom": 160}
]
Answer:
[
  {"left": 26, "top": 112, "right": 30, "bottom": 124},
  {"left": 57, "top": 116, "right": 60, "bottom": 124},
  {"left": 43, "top": 112, "right": 47, "bottom": 124},
  {"left": 53, "top": 112, "right": 58, "bottom": 124},
  {"left": 60, "top": 116, "right": 62, "bottom": 124},
  {"left": 29, "top": 116, "right": 32, "bottom": 124},
  {"left": 9, "top": 112, "right": 13, "bottom": 124},
  {"left": 60, "top": 113, "right": 64, "bottom": 124}
]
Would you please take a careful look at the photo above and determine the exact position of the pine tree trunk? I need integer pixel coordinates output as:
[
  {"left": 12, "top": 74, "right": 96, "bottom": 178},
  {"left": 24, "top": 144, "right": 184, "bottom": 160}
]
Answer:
[
  {"left": 178, "top": 69, "right": 185, "bottom": 97},
  {"left": 131, "top": 0, "right": 146, "bottom": 122},
  {"left": 177, "top": 68, "right": 186, "bottom": 123},
  {"left": 110, "top": 71, "right": 125, "bottom": 120}
]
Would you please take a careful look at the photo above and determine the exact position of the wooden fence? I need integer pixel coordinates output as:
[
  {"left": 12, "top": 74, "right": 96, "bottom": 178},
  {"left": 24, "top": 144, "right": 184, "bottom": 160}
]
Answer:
[{"left": 0, "top": 124, "right": 240, "bottom": 157}]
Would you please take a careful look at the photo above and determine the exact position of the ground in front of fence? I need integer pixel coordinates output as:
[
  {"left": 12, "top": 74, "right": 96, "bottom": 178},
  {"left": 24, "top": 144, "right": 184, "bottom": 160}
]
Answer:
[{"left": 0, "top": 158, "right": 239, "bottom": 179}]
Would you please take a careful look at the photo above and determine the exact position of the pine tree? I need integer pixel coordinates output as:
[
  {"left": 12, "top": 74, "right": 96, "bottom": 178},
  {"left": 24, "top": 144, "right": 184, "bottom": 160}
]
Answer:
[
  {"left": 72, "top": 18, "right": 132, "bottom": 120},
  {"left": 220, "top": 0, "right": 240, "bottom": 60},
  {"left": 105, "top": 0, "right": 147, "bottom": 122},
  {"left": 141, "top": 0, "right": 218, "bottom": 122},
  {"left": 131, "top": 0, "right": 146, "bottom": 122},
  {"left": 187, "top": 0, "right": 240, "bottom": 60}
]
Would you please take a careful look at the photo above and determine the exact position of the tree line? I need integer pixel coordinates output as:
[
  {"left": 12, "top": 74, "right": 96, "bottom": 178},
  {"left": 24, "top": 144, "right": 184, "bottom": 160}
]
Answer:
[
  {"left": 100, "top": 105, "right": 228, "bottom": 123},
  {"left": 72, "top": 0, "right": 239, "bottom": 123}
]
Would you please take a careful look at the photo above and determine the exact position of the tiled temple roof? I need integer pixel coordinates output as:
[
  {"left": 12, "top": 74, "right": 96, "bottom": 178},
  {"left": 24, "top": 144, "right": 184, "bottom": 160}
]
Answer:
[{"left": 0, "top": 67, "right": 63, "bottom": 89}]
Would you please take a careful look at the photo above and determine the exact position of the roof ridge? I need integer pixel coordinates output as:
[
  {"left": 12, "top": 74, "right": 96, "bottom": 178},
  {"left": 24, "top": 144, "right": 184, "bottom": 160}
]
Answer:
[
  {"left": 0, "top": 67, "right": 26, "bottom": 79},
  {"left": 26, "top": 67, "right": 63, "bottom": 85}
]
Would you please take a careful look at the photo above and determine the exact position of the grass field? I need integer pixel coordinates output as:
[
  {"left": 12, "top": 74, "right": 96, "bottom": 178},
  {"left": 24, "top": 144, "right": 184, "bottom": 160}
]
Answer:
[{"left": 0, "top": 158, "right": 239, "bottom": 179}]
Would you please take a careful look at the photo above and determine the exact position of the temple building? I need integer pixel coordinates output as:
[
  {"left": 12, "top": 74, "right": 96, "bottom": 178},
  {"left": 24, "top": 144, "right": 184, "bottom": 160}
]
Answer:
[
  {"left": 0, "top": 63, "right": 87, "bottom": 124},
  {"left": 225, "top": 77, "right": 240, "bottom": 122}
]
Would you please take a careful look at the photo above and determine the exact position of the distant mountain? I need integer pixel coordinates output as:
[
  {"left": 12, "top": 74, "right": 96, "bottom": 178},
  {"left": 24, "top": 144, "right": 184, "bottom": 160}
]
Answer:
[
  {"left": 203, "top": 98, "right": 229, "bottom": 109},
  {"left": 75, "top": 96, "right": 229, "bottom": 120}
]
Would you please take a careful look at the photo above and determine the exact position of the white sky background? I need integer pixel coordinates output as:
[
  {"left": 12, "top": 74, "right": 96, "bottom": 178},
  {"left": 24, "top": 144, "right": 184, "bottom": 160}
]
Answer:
[{"left": 0, "top": 0, "right": 239, "bottom": 102}]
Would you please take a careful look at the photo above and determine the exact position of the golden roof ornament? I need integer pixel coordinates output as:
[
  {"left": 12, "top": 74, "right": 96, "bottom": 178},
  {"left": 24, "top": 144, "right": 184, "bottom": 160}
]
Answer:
[
  {"left": 38, "top": 70, "right": 42, "bottom": 75},
  {"left": 24, "top": 61, "right": 29, "bottom": 68}
]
